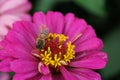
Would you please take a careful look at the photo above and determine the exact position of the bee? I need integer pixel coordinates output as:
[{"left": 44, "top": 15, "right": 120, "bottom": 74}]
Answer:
[{"left": 36, "top": 25, "right": 49, "bottom": 49}]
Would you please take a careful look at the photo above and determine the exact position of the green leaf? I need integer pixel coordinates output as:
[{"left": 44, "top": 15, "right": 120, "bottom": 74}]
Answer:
[
  {"left": 74, "top": 0, "right": 107, "bottom": 17},
  {"left": 34, "top": 0, "right": 56, "bottom": 12},
  {"left": 101, "top": 26, "right": 120, "bottom": 79}
]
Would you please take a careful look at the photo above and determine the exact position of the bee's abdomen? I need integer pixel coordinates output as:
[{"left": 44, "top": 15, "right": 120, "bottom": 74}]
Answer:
[{"left": 36, "top": 40, "right": 45, "bottom": 49}]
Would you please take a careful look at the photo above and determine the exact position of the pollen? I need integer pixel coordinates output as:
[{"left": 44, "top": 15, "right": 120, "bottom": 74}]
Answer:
[{"left": 37, "top": 33, "right": 75, "bottom": 68}]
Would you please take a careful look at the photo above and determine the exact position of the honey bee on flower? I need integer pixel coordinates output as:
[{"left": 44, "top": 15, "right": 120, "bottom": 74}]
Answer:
[{"left": 36, "top": 25, "right": 49, "bottom": 49}]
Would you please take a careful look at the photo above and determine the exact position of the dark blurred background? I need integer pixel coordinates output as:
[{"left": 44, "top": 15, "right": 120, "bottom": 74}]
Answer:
[{"left": 29, "top": 0, "right": 120, "bottom": 80}]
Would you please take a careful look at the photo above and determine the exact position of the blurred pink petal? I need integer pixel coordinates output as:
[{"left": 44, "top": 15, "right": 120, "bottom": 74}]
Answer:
[
  {"left": 0, "top": 0, "right": 32, "bottom": 41},
  {"left": 0, "top": 72, "right": 10, "bottom": 80}
]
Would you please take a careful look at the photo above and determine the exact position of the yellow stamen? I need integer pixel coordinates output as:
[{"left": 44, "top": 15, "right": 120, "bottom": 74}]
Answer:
[{"left": 39, "top": 33, "right": 75, "bottom": 68}]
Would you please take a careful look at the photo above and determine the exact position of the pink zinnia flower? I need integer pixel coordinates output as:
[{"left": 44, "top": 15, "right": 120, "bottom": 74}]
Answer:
[
  {"left": 0, "top": 11, "right": 108, "bottom": 80},
  {"left": 0, "top": 0, "right": 31, "bottom": 41}
]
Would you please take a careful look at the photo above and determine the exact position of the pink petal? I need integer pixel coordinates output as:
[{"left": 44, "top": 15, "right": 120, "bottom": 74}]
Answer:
[
  {"left": 4, "top": 1, "right": 31, "bottom": 14},
  {"left": 0, "top": 38, "right": 36, "bottom": 60},
  {"left": 0, "top": 0, "right": 29, "bottom": 13},
  {"left": 33, "top": 12, "right": 47, "bottom": 27},
  {"left": 0, "top": 58, "right": 13, "bottom": 72},
  {"left": 19, "top": 21, "right": 39, "bottom": 39},
  {"left": 69, "top": 73, "right": 89, "bottom": 80},
  {"left": 13, "top": 21, "right": 39, "bottom": 40},
  {"left": 46, "top": 11, "right": 64, "bottom": 33},
  {"left": 0, "top": 15, "right": 31, "bottom": 39},
  {"left": 70, "top": 51, "right": 108, "bottom": 69},
  {"left": 0, "top": 37, "right": 3, "bottom": 41},
  {"left": 6, "top": 30, "right": 34, "bottom": 51},
  {"left": 11, "top": 59, "right": 38, "bottom": 73},
  {"left": 69, "top": 68, "right": 101, "bottom": 80},
  {"left": 0, "top": 24, "right": 8, "bottom": 38},
  {"left": 13, "top": 72, "right": 39, "bottom": 80},
  {"left": 75, "top": 38, "right": 103, "bottom": 52},
  {"left": 73, "top": 25, "right": 96, "bottom": 45},
  {"left": 0, "top": 49, "right": 11, "bottom": 60},
  {"left": 0, "top": 0, "right": 6, "bottom": 7},
  {"left": 60, "top": 66, "right": 78, "bottom": 80},
  {"left": 28, "top": 73, "right": 42, "bottom": 80},
  {"left": 63, "top": 13, "right": 75, "bottom": 34},
  {"left": 38, "top": 62, "right": 50, "bottom": 75},
  {"left": 12, "top": 22, "right": 36, "bottom": 48},
  {"left": 4, "top": 44, "right": 36, "bottom": 60},
  {"left": 33, "top": 11, "right": 65, "bottom": 34},
  {"left": 16, "top": 14, "right": 31, "bottom": 21},
  {"left": 65, "top": 18, "right": 87, "bottom": 41},
  {"left": 40, "top": 73, "right": 52, "bottom": 80},
  {"left": 0, "top": 14, "right": 21, "bottom": 28}
]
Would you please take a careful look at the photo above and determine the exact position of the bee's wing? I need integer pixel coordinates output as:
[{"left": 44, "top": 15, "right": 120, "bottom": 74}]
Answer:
[{"left": 40, "top": 25, "right": 49, "bottom": 34}]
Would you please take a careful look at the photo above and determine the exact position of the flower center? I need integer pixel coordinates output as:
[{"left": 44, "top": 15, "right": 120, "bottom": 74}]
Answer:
[{"left": 35, "top": 33, "right": 75, "bottom": 68}]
